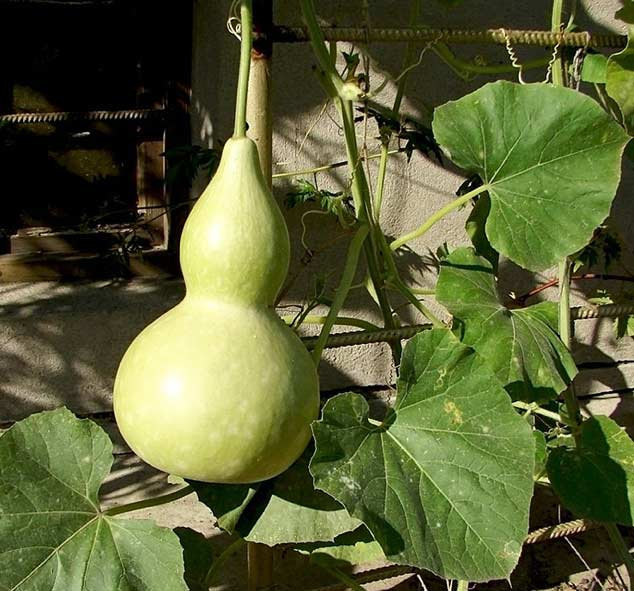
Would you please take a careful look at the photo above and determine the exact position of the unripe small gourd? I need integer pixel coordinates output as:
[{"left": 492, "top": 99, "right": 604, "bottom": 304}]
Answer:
[{"left": 113, "top": 137, "right": 320, "bottom": 483}]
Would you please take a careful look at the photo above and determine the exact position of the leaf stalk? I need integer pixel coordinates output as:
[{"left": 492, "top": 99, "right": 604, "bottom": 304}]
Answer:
[
  {"left": 311, "top": 225, "right": 370, "bottom": 364},
  {"left": 104, "top": 485, "right": 194, "bottom": 517},
  {"left": 390, "top": 185, "right": 489, "bottom": 251}
]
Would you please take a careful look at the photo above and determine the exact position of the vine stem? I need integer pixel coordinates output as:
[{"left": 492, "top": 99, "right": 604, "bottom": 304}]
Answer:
[
  {"left": 317, "top": 563, "right": 366, "bottom": 591},
  {"left": 233, "top": 0, "right": 253, "bottom": 138},
  {"left": 557, "top": 260, "right": 573, "bottom": 349},
  {"left": 301, "top": 0, "right": 402, "bottom": 366},
  {"left": 367, "top": 2, "right": 445, "bottom": 332},
  {"left": 104, "top": 485, "right": 193, "bottom": 516},
  {"left": 204, "top": 537, "right": 247, "bottom": 585},
  {"left": 374, "top": 143, "right": 390, "bottom": 219},
  {"left": 440, "top": 49, "right": 551, "bottom": 77},
  {"left": 512, "top": 401, "right": 566, "bottom": 424},
  {"left": 406, "top": 287, "right": 435, "bottom": 296},
  {"left": 457, "top": 580, "right": 469, "bottom": 591},
  {"left": 311, "top": 225, "right": 370, "bottom": 364},
  {"left": 551, "top": 0, "right": 582, "bottom": 434},
  {"left": 272, "top": 148, "right": 403, "bottom": 180},
  {"left": 604, "top": 523, "right": 634, "bottom": 582},
  {"left": 282, "top": 314, "right": 380, "bottom": 332},
  {"left": 393, "top": 0, "right": 422, "bottom": 114},
  {"left": 550, "top": 0, "right": 633, "bottom": 578},
  {"left": 373, "top": 143, "right": 444, "bottom": 329},
  {"left": 550, "top": 0, "right": 565, "bottom": 87},
  {"left": 390, "top": 185, "right": 489, "bottom": 251},
  {"left": 515, "top": 273, "right": 634, "bottom": 305}
]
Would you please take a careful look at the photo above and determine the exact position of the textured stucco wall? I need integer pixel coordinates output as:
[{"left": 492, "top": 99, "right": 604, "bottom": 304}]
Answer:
[{"left": 1, "top": 0, "right": 633, "bottom": 431}]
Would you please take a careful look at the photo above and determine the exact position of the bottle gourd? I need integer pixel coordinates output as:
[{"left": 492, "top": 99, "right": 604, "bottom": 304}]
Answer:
[{"left": 113, "top": 2, "right": 319, "bottom": 483}]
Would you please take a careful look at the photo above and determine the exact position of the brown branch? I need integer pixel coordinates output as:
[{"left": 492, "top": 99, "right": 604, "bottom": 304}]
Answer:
[{"left": 514, "top": 274, "right": 634, "bottom": 306}]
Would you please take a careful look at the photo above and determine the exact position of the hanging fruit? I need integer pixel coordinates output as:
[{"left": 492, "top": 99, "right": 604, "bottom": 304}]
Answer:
[{"left": 113, "top": 0, "right": 319, "bottom": 483}]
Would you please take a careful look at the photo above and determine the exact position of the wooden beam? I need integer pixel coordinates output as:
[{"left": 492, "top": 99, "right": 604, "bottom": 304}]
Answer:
[{"left": 0, "top": 248, "right": 178, "bottom": 281}]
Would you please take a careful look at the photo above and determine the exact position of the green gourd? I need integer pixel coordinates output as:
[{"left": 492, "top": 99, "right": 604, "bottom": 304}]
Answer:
[{"left": 113, "top": 2, "right": 319, "bottom": 483}]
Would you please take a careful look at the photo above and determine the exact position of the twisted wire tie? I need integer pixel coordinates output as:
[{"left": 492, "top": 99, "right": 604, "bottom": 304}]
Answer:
[{"left": 0, "top": 108, "right": 164, "bottom": 124}]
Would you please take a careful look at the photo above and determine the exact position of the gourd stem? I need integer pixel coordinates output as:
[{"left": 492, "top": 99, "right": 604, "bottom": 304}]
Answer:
[
  {"left": 390, "top": 185, "right": 489, "bottom": 251},
  {"left": 339, "top": 97, "right": 401, "bottom": 347},
  {"left": 311, "top": 225, "right": 370, "bottom": 365},
  {"left": 394, "top": 280, "right": 445, "bottom": 328},
  {"left": 104, "top": 485, "right": 193, "bottom": 516},
  {"left": 234, "top": 0, "right": 253, "bottom": 138},
  {"left": 457, "top": 581, "right": 469, "bottom": 591},
  {"left": 552, "top": 0, "right": 582, "bottom": 437}
]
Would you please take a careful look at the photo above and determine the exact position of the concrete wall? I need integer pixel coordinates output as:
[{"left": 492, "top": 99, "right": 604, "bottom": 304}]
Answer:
[{"left": 1, "top": 0, "right": 633, "bottom": 425}]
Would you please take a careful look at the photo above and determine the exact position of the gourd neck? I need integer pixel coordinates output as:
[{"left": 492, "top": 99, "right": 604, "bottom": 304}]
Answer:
[{"left": 178, "top": 137, "right": 290, "bottom": 306}]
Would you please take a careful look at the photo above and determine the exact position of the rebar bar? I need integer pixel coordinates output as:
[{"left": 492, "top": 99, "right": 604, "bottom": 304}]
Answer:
[
  {"left": 0, "top": 108, "right": 165, "bottom": 125},
  {"left": 524, "top": 519, "right": 600, "bottom": 544},
  {"left": 272, "top": 26, "right": 626, "bottom": 49},
  {"left": 571, "top": 303, "right": 634, "bottom": 320},
  {"left": 303, "top": 303, "right": 634, "bottom": 350},
  {"left": 302, "top": 323, "right": 431, "bottom": 350}
]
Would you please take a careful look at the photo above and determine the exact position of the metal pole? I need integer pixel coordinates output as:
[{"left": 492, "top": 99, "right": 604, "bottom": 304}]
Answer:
[
  {"left": 247, "top": 0, "right": 273, "bottom": 185},
  {"left": 246, "top": 2, "right": 275, "bottom": 589}
]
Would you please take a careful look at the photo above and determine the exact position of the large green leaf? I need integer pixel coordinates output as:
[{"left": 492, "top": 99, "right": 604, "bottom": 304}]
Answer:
[
  {"left": 0, "top": 408, "right": 187, "bottom": 591},
  {"left": 293, "top": 526, "right": 385, "bottom": 568},
  {"left": 547, "top": 416, "right": 634, "bottom": 525},
  {"left": 310, "top": 329, "right": 535, "bottom": 582},
  {"left": 607, "top": 29, "right": 634, "bottom": 134},
  {"left": 190, "top": 449, "right": 360, "bottom": 545},
  {"left": 433, "top": 81, "right": 629, "bottom": 271},
  {"left": 436, "top": 247, "right": 577, "bottom": 402}
]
